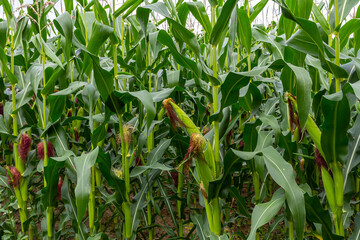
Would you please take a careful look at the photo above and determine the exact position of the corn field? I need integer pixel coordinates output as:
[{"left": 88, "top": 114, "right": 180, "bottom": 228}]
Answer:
[{"left": 1, "top": 0, "right": 360, "bottom": 239}]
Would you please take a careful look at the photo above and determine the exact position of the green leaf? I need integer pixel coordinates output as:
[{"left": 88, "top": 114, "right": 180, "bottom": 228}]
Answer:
[
  {"left": 64, "top": 0, "right": 73, "bottom": 13},
  {"left": 304, "top": 194, "right": 342, "bottom": 240},
  {"left": 250, "top": 0, "right": 269, "bottom": 22},
  {"left": 93, "top": 0, "right": 110, "bottom": 26},
  {"left": 229, "top": 186, "right": 250, "bottom": 217},
  {"left": 75, "top": 147, "right": 99, "bottom": 224},
  {"left": 42, "top": 158, "right": 65, "bottom": 208},
  {"left": 312, "top": 3, "right": 330, "bottom": 35},
  {"left": 220, "top": 72, "right": 250, "bottom": 109},
  {"left": 113, "top": 0, "right": 144, "bottom": 18},
  {"left": 33, "top": 35, "right": 64, "bottom": 69},
  {"left": 167, "top": 18, "right": 201, "bottom": 59},
  {"left": 91, "top": 55, "right": 123, "bottom": 114},
  {"left": 208, "top": 149, "right": 259, "bottom": 201},
  {"left": 157, "top": 30, "right": 200, "bottom": 77},
  {"left": 84, "top": 21, "right": 113, "bottom": 74},
  {"left": 280, "top": 4, "right": 348, "bottom": 79},
  {"left": 286, "top": 63, "right": 312, "bottom": 130},
  {"left": 190, "top": 213, "right": 210, "bottom": 240},
  {"left": 52, "top": 82, "right": 87, "bottom": 96},
  {"left": 339, "top": 18, "right": 360, "bottom": 50},
  {"left": 355, "top": 6, "right": 360, "bottom": 54},
  {"left": 97, "top": 149, "right": 126, "bottom": 204},
  {"left": 237, "top": 9, "right": 252, "bottom": 53},
  {"left": 262, "top": 146, "right": 306, "bottom": 240},
  {"left": 210, "top": 0, "right": 238, "bottom": 46},
  {"left": 140, "top": 2, "right": 171, "bottom": 18},
  {"left": 48, "top": 95, "right": 66, "bottom": 122},
  {"left": 259, "top": 113, "right": 281, "bottom": 145},
  {"left": 0, "top": 21, "right": 8, "bottom": 49},
  {"left": 131, "top": 140, "right": 173, "bottom": 177},
  {"left": 157, "top": 179, "right": 178, "bottom": 229},
  {"left": 349, "top": 213, "right": 360, "bottom": 240},
  {"left": 0, "top": 0, "right": 12, "bottom": 21},
  {"left": 330, "top": 0, "right": 359, "bottom": 29},
  {"left": 321, "top": 92, "right": 350, "bottom": 164},
  {"left": 62, "top": 176, "right": 87, "bottom": 239},
  {"left": 131, "top": 170, "right": 161, "bottom": 234},
  {"left": 53, "top": 12, "right": 73, "bottom": 60},
  {"left": 147, "top": 139, "right": 171, "bottom": 165},
  {"left": 282, "top": 0, "right": 313, "bottom": 39},
  {"left": 15, "top": 81, "right": 33, "bottom": 113},
  {"left": 186, "top": 1, "right": 212, "bottom": 34},
  {"left": 129, "top": 90, "right": 155, "bottom": 131},
  {"left": 0, "top": 47, "right": 18, "bottom": 84},
  {"left": 247, "top": 189, "right": 285, "bottom": 240},
  {"left": 343, "top": 114, "right": 360, "bottom": 189},
  {"left": 136, "top": 7, "right": 150, "bottom": 36},
  {"left": 41, "top": 66, "right": 65, "bottom": 95}
]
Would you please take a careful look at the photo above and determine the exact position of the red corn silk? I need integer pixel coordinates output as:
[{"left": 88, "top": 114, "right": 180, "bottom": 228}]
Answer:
[
  {"left": 170, "top": 171, "right": 178, "bottom": 187},
  {"left": 206, "top": 104, "right": 211, "bottom": 117},
  {"left": 162, "top": 98, "right": 186, "bottom": 130},
  {"left": 67, "top": 109, "right": 72, "bottom": 117},
  {"left": 135, "top": 155, "right": 142, "bottom": 166},
  {"left": 56, "top": 177, "right": 63, "bottom": 200},
  {"left": 6, "top": 166, "right": 21, "bottom": 188},
  {"left": 19, "top": 133, "right": 32, "bottom": 162},
  {"left": 287, "top": 97, "right": 296, "bottom": 133},
  {"left": 0, "top": 102, "right": 3, "bottom": 115},
  {"left": 183, "top": 133, "right": 206, "bottom": 178},
  {"left": 74, "top": 127, "right": 80, "bottom": 141},
  {"left": 315, "top": 148, "right": 328, "bottom": 171},
  {"left": 226, "top": 129, "right": 234, "bottom": 143},
  {"left": 238, "top": 139, "right": 245, "bottom": 149},
  {"left": 300, "top": 158, "right": 305, "bottom": 171},
  {"left": 202, "top": 126, "right": 210, "bottom": 135},
  {"left": 37, "top": 141, "right": 55, "bottom": 159}
]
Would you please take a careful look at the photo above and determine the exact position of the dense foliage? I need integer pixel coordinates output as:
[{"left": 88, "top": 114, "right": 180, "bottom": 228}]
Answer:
[{"left": 1, "top": 0, "right": 360, "bottom": 239}]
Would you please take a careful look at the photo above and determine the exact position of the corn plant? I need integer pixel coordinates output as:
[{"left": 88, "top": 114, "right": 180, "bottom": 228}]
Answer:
[{"left": 1, "top": 0, "right": 360, "bottom": 239}]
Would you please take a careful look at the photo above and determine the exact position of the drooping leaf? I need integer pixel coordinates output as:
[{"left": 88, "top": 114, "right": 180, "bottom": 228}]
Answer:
[{"left": 262, "top": 146, "right": 306, "bottom": 240}]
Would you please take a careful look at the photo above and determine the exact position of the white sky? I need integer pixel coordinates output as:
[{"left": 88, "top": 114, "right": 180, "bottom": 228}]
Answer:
[{"left": 0, "top": 0, "right": 354, "bottom": 34}]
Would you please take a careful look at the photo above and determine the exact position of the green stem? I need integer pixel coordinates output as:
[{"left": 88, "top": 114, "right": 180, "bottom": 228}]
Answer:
[
  {"left": 147, "top": 38, "right": 154, "bottom": 240},
  {"left": 212, "top": 198, "right": 222, "bottom": 235},
  {"left": 39, "top": 21, "right": 52, "bottom": 238},
  {"left": 204, "top": 199, "right": 214, "bottom": 232},
  {"left": 334, "top": 0, "right": 341, "bottom": 92},
  {"left": 89, "top": 167, "right": 96, "bottom": 235},
  {"left": 253, "top": 171, "right": 260, "bottom": 203},
  {"left": 11, "top": 18, "right": 28, "bottom": 238},
  {"left": 289, "top": 218, "right": 294, "bottom": 240},
  {"left": 119, "top": 116, "right": 132, "bottom": 238},
  {"left": 177, "top": 165, "right": 184, "bottom": 236},
  {"left": 332, "top": 162, "right": 344, "bottom": 236},
  {"left": 357, "top": 177, "right": 360, "bottom": 212},
  {"left": 210, "top": 6, "right": 222, "bottom": 235}
]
